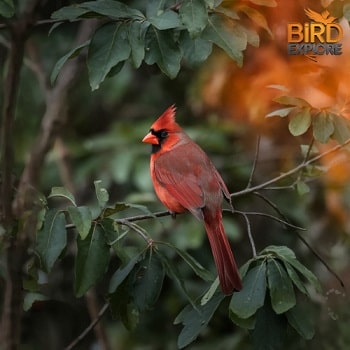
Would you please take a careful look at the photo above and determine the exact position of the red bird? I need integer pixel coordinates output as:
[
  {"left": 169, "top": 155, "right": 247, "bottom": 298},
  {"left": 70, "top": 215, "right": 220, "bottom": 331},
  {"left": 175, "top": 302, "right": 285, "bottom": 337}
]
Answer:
[{"left": 142, "top": 105, "right": 242, "bottom": 295}]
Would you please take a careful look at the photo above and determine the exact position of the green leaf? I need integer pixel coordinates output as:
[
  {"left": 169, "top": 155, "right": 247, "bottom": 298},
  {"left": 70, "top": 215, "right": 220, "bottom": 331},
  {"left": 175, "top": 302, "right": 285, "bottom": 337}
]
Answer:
[
  {"left": 286, "top": 303, "right": 315, "bottom": 340},
  {"left": 312, "top": 111, "right": 334, "bottom": 143},
  {"left": 262, "top": 245, "right": 297, "bottom": 260},
  {"left": 74, "top": 224, "right": 110, "bottom": 297},
  {"left": 283, "top": 262, "right": 309, "bottom": 295},
  {"left": 274, "top": 95, "right": 311, "bottom": 108},
  {"left": 262, "top": 246, "right": 321, "bottom": 292},
  {"left": 266, "top": 107, "right": 295, "bottom": 118},
  {"left": 128, "top": 21, "right": 149, "bottom": 68},
  {"left": 101, "top": 202, "right": 130, "bottom": 218},
  {"left": 288, "top": 108, "right": 311, "bottom": 136},
  {"left": 252, "top": 298, "right": 287, "bottom": 350},
  {"left": 23, "top": 292, "right": 48, "bottom": 312},
  {"left": 35, "top": 209, "right": 67, "bottom": 272},
  {"left": 157, "top": 250, "right": 196, "bottom": 308},
  {"left": 108, "top": 280, "right": 140, "bottom": 330},
  {"left": 108, "top": 252, "right": 142, "bottom": 293},
  {"left": 296, "top": 181, "right": 310, "bottom": 196},
  {"left": 48, "top": 186, "right": 76, "bottom": 205},
  {"left": 80, "top": 0, "right": 144, "bottom": 20},
  {"left": 230, "top": 262, "right": 267, "bottom": 319},
  {"left": 51, "top": 41, "right": 90, "bottom": 85},
  {"left": 0, "top": 0, "right": 14, "bottom": 18},
  {"left": 145, "top": 27, "right": 181, "bottom": 79},
  {"left": 229, "top": 310, "right": 256, "bottom": 329},
  {"left": 282, "top": 256, "right": 321, "bottom": 292},
  {"left": 67, "top": 206, "right": 92, "bottom": 240},
  {"left": 180, "top": 30, "right": 213, "bottom": 65},
  {"left": 148, "top": 9, "right": 181, "bottom": 30},
  {"left": 51, "top": 5, "right": 90, "bottom": 21},
  {"left": 205, "top": 0, "right": 223, "bottom": 9},
  {"left": 102, "top": 202, "right": 151, "bottom": 220},
  {"left": 173, "top": 245, "right": 214, "bottom": 282},
  {"left": 121, "top": 302, "right": 140, "bottom": 331},
  {"left": 100, "top": 218, "right": 130, "bottom": 261},
  {"left": 179, "top": 0, "right": 208, "bottom": 37},
  {"left": 202, "top": 14, "right": 247, "bottom": 66},
  {"left": 132, "top": 252, "right": 165, "bottom": 311},
  {"left": 214, "top": 6, "right": 239, "bottom": 20},
  {"left": 201, "top": 278, "right": 220, "bottom": 305},
  {"left": 175, "top": 292, "right": 225, "bottom": 349},
  {"left": 94, "top": 180, "right": 109, "bottom": 208},
  {"left": 332, "top": 114, "right": 350, "bottom": 145},
  {"left": 87, "top": 22, "right": 131, "bottom": 90},
  {"left": 267, "top": 259, "right": 296, "bottom": 314},
  {"left": 22, "top": 263, "right": 40, "bottom": 292},
  {"left": 145, "top": 0, "right": 166, "bottom": 17},
  {"left": 238, "top": 257, "right": 256, "bottom": 279},
  {"left": 239, "top": 24, "right": 259, "bottom": 47}
]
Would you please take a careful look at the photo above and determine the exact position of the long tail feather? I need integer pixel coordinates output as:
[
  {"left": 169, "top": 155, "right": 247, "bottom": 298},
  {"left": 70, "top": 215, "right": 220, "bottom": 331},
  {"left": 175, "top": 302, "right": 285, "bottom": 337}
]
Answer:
[{"left": 204, "top": 210, "right": 242, "bottom": 295}]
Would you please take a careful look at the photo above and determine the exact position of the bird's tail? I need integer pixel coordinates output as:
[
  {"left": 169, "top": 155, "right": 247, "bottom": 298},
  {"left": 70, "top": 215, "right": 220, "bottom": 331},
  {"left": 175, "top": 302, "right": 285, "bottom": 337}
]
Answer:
[{"left": 204, "top": 210, "right": 242, "bottom": 295}]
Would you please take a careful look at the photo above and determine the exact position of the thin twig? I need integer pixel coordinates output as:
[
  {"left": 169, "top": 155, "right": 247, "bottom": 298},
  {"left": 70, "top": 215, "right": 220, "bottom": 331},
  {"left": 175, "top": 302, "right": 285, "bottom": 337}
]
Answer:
[
  {"left": 117, "top": 210, "right": 171, "bottom": 223},
  {"left": 64, "top": 302, "right": 109, "bottom": 350},
  {"left": 226, "top": 209, "right": 306, "bottom": 231},
  {"left": 246, "top": 134, "right": 261, "bottom": 188},
  {"left": 295, "top": 233, "right": 345, "bottom": 289},
  {"left": 252, "top": 192, "right": 345, "bottom": 289},
  {"left": 118, "top": 219, "right": 153, "bottom": 245},
  {"left": 231, "top": 138, "right": 350, "bottom": 198},
  {"left": 65, "top": 210, "right": 171, "bottom": 230},
  {"left": 85, "top": 290, "right": 110, "bottom": 350},
  {"left": 234, "top": 211, "right": 256, "bottom": 257},
  {"left": 253, "top": 191, "right": 297, "bottom": 226}
]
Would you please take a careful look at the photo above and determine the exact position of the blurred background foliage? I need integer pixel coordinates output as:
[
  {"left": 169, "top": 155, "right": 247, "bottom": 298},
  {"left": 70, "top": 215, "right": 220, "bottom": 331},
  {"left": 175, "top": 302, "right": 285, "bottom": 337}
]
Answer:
[{"left": 1, "top": 0, "right": 350, "bottom": 349}]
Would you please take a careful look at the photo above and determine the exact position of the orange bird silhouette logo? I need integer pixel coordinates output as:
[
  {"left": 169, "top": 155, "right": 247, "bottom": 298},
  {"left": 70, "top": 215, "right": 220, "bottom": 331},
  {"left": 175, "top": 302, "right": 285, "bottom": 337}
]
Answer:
[{"left": 304, "top": 8, "right": 337, "bottom": 24}]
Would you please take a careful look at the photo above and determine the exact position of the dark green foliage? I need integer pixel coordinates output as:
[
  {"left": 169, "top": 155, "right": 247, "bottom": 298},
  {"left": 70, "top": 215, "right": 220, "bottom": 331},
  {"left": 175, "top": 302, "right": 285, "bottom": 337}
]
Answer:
[
  {"left": 175, "top": 292, "right": 225, "bottom": 349},
  {"left": 35, "top": 182, "right": 321, "bottom": 349},
  {"left": 229, "top": 245, "right": 318, "bottom": 348},
  {"left": 35, "top": 209, "right": 67, "bottom": 272},
  {"left": 50, "top": 0, "right": 260, "bottom": 89}
]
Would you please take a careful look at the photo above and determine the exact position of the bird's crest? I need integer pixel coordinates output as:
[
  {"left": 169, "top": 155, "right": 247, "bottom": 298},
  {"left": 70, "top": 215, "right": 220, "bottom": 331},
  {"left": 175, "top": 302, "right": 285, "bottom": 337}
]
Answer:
[{"left": 150, "top": 105, "right": 181, "bottom": 132}]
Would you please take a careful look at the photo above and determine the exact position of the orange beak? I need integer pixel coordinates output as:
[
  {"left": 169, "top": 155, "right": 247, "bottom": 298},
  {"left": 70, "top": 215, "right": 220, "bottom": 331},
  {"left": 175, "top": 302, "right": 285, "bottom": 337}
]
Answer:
[{"left": 142, "top": 132, "right": 158, "bottom": 145}]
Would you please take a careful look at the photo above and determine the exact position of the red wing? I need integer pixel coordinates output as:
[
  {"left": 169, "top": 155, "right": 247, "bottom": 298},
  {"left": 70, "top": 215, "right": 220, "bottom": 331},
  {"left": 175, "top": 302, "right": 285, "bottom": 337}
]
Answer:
[{"left": 153, "top": 152, "right": 205, "bottom": 213}]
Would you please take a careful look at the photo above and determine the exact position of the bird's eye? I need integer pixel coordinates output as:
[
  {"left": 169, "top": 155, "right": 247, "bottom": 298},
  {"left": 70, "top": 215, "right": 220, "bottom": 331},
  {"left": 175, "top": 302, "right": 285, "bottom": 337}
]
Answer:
[{"left": 160, "top": 130, "right": 168, "bottom": 138}]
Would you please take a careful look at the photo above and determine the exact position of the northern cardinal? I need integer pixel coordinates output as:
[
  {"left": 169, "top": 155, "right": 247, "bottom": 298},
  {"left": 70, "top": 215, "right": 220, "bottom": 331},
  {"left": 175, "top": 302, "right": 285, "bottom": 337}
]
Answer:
[{"left": 142, "top": 105, "right": 242, "bottom": 294}]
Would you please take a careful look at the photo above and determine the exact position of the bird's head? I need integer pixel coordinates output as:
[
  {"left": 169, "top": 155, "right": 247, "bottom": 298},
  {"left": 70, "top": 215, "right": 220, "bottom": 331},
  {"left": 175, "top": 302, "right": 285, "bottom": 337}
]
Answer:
[{"left": 142, "top": 105, "right": 182, "bottom": 153}]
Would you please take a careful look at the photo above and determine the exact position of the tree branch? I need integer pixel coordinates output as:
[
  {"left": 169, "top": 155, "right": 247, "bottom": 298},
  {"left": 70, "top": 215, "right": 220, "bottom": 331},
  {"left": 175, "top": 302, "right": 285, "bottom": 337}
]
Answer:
[
  {"left": 14, "top": 19, "right": 98, "bottom": 218},
  {"left": 231, "top": 138, "right": 350, "bottom": 198},
  {"left": 64, "top": 303, "right": 109, "bottom": 350},
  {"left": 0, "top": 1, "right": 46, "bottom": 347}
]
